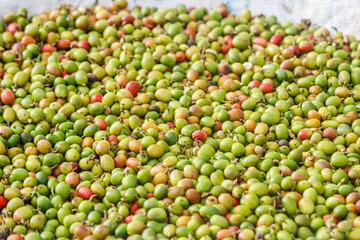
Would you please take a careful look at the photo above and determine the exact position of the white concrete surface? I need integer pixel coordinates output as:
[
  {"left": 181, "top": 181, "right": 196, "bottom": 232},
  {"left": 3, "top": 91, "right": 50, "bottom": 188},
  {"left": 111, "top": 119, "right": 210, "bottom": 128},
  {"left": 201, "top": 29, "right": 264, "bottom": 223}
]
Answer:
[{"left": 0, "top": 0, "right": 359, "bottom": 38}]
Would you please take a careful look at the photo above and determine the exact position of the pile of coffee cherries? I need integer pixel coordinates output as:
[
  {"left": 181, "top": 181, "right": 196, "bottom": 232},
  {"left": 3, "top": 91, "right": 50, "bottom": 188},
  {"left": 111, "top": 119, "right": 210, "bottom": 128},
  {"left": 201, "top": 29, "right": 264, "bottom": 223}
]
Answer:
[{"left": 0, "top": 1, "right": 359, "bottom": 240}]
